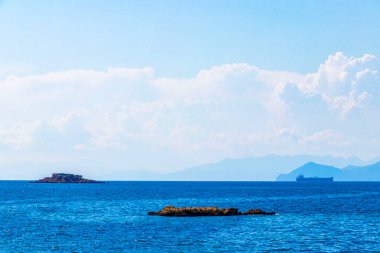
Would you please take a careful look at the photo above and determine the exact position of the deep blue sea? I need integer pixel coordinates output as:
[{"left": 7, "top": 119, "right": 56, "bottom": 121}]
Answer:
[{"left": 0, "top": 181, "right": 379, "bottom": 252}]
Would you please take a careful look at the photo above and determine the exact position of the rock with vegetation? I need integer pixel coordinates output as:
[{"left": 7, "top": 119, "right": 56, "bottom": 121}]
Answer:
[
  {"left": 148, "top": 206, "right": 275, "bottom": 216},
  {"left": 33, "top": 173, "right": 102, "bottom": 183}
]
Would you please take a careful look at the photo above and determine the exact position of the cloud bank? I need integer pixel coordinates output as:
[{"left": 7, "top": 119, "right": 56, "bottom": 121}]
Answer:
[{"left": 0, "top": 52, "right": 379, "bottom": 177}]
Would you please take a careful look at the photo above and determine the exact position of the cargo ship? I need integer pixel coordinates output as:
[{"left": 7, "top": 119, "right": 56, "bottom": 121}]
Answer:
[{"left": 296, "top": 174, "right": 334, "bottom": 182}]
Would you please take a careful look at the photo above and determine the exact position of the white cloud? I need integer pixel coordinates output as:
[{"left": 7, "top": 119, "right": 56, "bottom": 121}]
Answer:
[
  {"left": 0, "top": 121, "right": 41, "bottom": 149},
  {"left": 304, "top": 52, "right": 378, "bottom": 115},
  {"left": 0, "top": 52, "right": 379, "bottom": 172}
]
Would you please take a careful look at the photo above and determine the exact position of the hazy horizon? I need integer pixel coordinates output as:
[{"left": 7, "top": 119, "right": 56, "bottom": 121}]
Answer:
[{"left": 1, "top": 154, "right": 378, "bottom": 180}]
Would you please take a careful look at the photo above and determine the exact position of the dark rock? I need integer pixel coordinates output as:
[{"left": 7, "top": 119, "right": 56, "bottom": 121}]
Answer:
[
  {"left": 148, "top": 206, "right": 275, "bottom": 216},
  {"left": 32, "top": 173, "right": 103, "bottom": 183}
]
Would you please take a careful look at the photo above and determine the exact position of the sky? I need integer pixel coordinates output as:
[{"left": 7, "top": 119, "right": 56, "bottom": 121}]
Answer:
[{"left": 0, "top": 0, "right": 380, "bottom": 179}]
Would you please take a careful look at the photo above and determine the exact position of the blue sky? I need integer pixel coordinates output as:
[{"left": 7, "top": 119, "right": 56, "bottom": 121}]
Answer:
[
  {"left": 0, "top": 0, "right": 380, "bottom": 179},
  {"left": 1, "top": 0, "right": 379, "bottom": 76}
]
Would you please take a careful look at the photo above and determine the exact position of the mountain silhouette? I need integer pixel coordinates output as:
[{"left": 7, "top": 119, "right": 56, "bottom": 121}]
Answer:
[
  {"left": 104, "top": 155, "right": 368, "bottom": 181},
  {"left": 277, "top": 161, "right": 380, "bottom": 181}
]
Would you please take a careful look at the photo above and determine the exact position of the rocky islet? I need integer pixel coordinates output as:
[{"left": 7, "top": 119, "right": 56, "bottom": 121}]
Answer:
[
  {"left": 148, "top": 206, "right": 275, "bottom": 216},
  {"left": 33, "top": 173, "right": 102, "bottom": 183}
]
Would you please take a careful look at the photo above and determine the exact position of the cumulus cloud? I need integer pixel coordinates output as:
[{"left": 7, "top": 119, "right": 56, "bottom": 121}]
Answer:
[
  {"left": 304, "top": 52, "right": 378, "bottom": 116},
  {"left": 0, "top": 52, "right": 379, "bottom": 172}
]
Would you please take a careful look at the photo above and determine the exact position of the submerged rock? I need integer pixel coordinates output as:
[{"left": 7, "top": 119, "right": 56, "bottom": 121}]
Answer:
[
  {"left": 148, "top": 206, "right": 275, "bottom": 216},
  {"left": 33, "top": 173, "right": 102, "bottom": 183}
]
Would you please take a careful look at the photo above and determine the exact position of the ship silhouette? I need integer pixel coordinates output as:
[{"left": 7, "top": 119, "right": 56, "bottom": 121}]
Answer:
[{"left": 296, "top": 174, "right": 334, "bottom": 182}]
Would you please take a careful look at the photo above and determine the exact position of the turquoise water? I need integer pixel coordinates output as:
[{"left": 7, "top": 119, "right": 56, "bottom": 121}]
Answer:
[{"left": 0, "top": 181, "right": 379, "bottom": 252}]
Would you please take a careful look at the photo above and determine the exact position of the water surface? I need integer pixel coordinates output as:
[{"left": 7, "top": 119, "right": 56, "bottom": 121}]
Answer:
[{"left": 0, "top": 181, "right": 379, "bottom": 252}]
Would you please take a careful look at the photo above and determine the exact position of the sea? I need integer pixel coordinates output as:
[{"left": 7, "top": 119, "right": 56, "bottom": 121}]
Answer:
[{"left": 0, "top": 181, "right": 379, "bottom": 252}]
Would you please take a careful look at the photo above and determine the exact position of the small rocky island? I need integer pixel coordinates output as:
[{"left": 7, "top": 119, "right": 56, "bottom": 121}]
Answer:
[
  {"left": 33, "top": 173, "right": 102, "bottom": 183},
  {"left": 148, "top": 206, "right": 275, "bottom": 216}
]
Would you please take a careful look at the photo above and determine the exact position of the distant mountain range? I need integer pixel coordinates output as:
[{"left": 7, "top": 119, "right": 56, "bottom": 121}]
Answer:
[
  {"left": 105, "top": 155, "right": 373, "bottom": 181},
  {"left": 276, "top": 161, "right": 380, "bottom": 181}
]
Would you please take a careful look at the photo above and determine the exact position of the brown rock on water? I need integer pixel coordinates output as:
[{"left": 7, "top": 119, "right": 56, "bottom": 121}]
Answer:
[
  {"left": 148, "top": 206, "right": 275, "bottom": 216},
  {"left": 33, "top": 173, "right": 102, "bottom": 183}
]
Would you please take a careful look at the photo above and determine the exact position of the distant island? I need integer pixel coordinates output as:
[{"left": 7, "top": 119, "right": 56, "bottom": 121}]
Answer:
[
  {"left": 33, "top": 173, "right": 102, "bottom": 183},
  {"left": 277, "top": 161, "right": 380, "bottom": 181}
]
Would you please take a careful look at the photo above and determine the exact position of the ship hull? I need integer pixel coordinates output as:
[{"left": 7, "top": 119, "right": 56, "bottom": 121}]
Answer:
[{"left": 296, "top": 175, "right": 334, "bottom": 182}]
